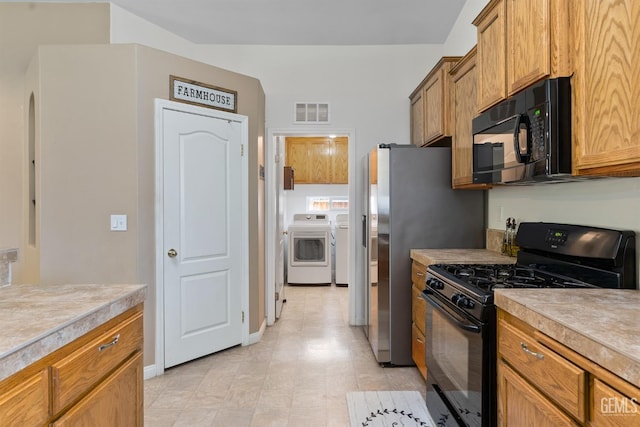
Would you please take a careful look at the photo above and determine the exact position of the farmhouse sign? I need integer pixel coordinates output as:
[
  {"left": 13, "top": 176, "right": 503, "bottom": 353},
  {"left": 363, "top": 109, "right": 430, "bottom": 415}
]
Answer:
[{"left": 170, "top": 75, "right": 237, "bottom": 113}]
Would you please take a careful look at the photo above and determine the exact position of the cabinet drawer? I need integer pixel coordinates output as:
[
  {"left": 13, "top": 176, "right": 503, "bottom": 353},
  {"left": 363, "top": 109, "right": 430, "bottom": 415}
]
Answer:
[
  {"left": 51, "top": 311, "right": 143, "bottom": 413},
  {"left": 498, "top": 319, "right": 586, "bottom": 422},
  {"left": 592, "top": 378, "right": 640, "bottom": 426},
  {"left": 498, "top": 360, "right": 580, "bottom": 427},
  {"left": 412, "top": 323, "right": 426, "bottom": 381},
  {"left": 411, "top": 261, "right": 427, "bottom": 286},
  {"left": 412, "top": 285, "right": 426, "bottom": 334},
  {"left": 0, "top": 369, "right": 49, "bottom": 426}
]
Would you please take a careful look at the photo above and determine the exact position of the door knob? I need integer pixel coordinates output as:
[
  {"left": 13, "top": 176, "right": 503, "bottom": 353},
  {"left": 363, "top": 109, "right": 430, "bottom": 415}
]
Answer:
[{"left": 167, "top": 248, "right": 178, "bottom": 258}]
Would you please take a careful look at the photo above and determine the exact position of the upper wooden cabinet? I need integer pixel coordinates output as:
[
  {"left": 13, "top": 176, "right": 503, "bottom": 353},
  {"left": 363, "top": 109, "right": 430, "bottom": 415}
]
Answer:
[
  {"left": 409, "top": 57, "right": 461, "bottom": 146},
  {"left": 331, "top": 137, "right": 349, "bottom": 184},
  {"left": 473, "top": 0, "right": 571, "bottom": 112},
  {"left": 450, "top": 46, "right": 490, "bottom": 190},
  {"left": 572, "top": 0, "right": 640, "bottom": 176},
  {"left": 409, "top": 89, "right": 425, "bottom": 146},
  {"left": 285, "top": 136, "right": 348, "bottom": 184},
  {"left": 474, "top": 0, "right": 507, "bottom": 112}
]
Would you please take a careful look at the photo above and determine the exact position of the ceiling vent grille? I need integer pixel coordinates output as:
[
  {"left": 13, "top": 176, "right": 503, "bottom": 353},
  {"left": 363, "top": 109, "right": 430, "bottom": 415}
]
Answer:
[{"left": 295, "top": 102, "right": 330, "bottom": 124}]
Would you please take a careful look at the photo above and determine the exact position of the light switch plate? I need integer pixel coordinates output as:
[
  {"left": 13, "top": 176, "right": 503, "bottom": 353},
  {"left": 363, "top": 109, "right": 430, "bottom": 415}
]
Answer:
[{"left": 110, "top": 214, "right": 127, "bottom": 231}]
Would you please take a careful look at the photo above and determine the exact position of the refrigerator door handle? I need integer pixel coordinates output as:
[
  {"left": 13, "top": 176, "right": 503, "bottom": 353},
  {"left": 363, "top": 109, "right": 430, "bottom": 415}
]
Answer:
[{"left": 361, "top": 215, "right": 367, "bottom": 247}]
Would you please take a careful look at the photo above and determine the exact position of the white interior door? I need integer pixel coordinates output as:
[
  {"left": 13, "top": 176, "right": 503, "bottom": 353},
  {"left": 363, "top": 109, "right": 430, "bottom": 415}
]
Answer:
[
  {"left": 275, "top": 136, "right": 286, "bottom": 318},
  {"left": 161, "top": 104, "right": 245, "bottom": 369}
]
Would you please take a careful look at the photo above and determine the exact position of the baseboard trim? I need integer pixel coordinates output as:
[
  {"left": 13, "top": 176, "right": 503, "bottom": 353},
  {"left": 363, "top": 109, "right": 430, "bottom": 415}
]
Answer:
[
  {"left": 247, "top": 318, "right": 266, "bottom": 345},
  {"left": 145, "top": 319, "right": 266, "bottom": 380},
  {"left": 144, "top": 364, "right": 158, "bottom": 380}
]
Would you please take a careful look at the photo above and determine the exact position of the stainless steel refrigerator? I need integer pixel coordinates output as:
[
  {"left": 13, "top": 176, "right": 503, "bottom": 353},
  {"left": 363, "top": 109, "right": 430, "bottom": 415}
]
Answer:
[{"left": 362, "top": 144, "right": 486, "bottom": 365}]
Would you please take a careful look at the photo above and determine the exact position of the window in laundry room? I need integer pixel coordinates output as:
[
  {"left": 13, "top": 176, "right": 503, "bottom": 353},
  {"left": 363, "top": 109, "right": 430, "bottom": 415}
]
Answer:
[{"left": 307, "top": 197, "right": 348, "bottom": 212}]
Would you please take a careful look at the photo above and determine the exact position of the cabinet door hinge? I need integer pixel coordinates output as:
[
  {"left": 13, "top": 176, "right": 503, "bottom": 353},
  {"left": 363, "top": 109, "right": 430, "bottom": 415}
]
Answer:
[
  {"left": 242, "top": 311, "right": 245, "bottom": 323},
  {"left": 241, "top": 144, "right": 244, "bottom": 156},
  {"left": 275, "top": 292, "right": 280, "bottom": 301}
]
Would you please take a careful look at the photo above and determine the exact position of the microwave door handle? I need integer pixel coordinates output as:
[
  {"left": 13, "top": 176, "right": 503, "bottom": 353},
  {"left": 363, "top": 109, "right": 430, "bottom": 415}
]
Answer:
[{"left": 513, "top": 113, "right": 531, "bottom": 163}]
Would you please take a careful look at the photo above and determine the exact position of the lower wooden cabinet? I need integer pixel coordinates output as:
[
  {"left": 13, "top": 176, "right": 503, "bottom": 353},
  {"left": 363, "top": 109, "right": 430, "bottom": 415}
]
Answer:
[
  {"left": 0, "top": 369, "right": 49, "bottom": 426},
  {"left": 498, "top": 359, "right": 580, "bottom": 427},
  {"left": 411, "top": 260, "right": 427, "bottom": 380},
  {"left": 591, "top": 378, "right": 640, "bottom": 427},
  {"left": 497, "top": 309, "right": 640, "bottom": 426},
  {"left": 53, "top": 352, "right": 143, "bottom": 426},
  {"left": 0, "top": 304, "right": 143, "bottom": 426}
]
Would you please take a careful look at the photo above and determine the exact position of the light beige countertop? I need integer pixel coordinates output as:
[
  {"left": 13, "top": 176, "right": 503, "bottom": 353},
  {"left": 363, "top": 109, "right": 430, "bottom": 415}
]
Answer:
[
  {"left": 495, "top": 289, "right": 640, "bottom": 387},
  {"left": 410, "top": 248, "right": 516, "bottom": 266},
  {"left": 0, "top": 283, "right": 146, "bottom": 382}
]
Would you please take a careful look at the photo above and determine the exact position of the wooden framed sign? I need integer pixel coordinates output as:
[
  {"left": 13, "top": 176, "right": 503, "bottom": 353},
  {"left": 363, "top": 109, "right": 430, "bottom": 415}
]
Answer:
[{"left": 170, "top": 75, "right": 237, "bottom": 113}]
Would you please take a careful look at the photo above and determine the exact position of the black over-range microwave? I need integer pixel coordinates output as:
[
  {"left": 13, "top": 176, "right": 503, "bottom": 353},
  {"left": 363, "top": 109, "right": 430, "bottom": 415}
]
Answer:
[{"left": 472, "top": 77, "right": 572, "bottom": 185}]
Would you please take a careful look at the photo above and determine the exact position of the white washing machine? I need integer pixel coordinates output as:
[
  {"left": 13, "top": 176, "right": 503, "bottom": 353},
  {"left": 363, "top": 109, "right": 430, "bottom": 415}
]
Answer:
[
  {"left": 287, "top": 214, "right": 332, "bottom": 284},
  {"left": 335, "top": 214, "right": 349, "bottom": 286}
]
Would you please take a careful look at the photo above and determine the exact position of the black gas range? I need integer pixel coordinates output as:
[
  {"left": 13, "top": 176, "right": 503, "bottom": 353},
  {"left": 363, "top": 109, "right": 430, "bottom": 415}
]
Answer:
[{"left": 422, "top": 222, "right": 636, "bottom": 427}]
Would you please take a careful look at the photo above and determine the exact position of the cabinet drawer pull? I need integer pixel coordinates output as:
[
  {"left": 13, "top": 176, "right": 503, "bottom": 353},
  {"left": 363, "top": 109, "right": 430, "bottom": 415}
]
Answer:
[
  {"left": 520, "top": 342, "right": 544, "bottom": 360},
  {"left": 98, "top": 334, "right": 120, "bottom": 352},
  {"left": 416, "top": 272, "right": 425, "bottom": 277}
]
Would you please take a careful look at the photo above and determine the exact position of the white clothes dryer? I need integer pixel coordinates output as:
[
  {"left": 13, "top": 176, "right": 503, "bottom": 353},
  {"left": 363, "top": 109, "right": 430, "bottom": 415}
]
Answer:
[{"left": 287, "top": 214, "right": 332, "bottom": 284}]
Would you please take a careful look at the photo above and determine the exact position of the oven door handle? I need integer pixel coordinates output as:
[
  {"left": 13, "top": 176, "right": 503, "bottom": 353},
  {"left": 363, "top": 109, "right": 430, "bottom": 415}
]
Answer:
[{"left": 423, "top": 290, "right": 482, "bottom": 334}]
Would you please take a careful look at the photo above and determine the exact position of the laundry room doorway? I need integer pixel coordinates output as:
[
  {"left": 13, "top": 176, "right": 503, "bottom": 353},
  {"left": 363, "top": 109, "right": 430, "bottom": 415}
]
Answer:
[{"left": 266, "top": 129, "right": 357, "bottom": 326}]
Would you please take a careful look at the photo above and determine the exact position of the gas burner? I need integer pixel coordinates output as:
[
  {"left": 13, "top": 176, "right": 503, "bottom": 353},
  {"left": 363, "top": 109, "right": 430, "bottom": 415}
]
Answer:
[
  {"left": 456, "top": 268, "right": 476, "bottom": 277},
  {"left": 468, "top": 276, "right": 493, "bottom": 288},
  {"left": 429, "top": 262, "right": 593, "bottom": 294}
]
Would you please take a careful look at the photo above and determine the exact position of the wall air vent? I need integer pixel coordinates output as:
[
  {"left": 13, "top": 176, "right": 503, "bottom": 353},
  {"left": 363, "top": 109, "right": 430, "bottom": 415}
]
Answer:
[{"left": 295, "top": 102, "right": 330, "bottom": 124}]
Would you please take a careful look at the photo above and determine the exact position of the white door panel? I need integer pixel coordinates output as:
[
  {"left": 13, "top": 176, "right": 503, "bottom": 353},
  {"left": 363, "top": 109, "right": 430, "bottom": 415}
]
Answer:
[{"left": 161, "top": 106, "right": 244, "bottom": 369}]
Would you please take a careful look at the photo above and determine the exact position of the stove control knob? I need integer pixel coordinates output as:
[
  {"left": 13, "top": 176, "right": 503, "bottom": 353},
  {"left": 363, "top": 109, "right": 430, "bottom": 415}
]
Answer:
[
  {"left": 452, "top": 294, "right": 474, "bottom": 309},
  {"left": 427, "top": 278, "right": 444, "bottom": 290}
]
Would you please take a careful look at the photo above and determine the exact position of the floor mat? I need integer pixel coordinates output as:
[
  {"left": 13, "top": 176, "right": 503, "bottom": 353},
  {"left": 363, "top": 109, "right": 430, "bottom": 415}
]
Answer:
[{"left": 346, "top": 390, "right": 435, "bottom": 426}]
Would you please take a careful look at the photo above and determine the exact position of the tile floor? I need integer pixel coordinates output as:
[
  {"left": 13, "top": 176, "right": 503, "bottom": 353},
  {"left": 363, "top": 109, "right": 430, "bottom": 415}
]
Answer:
[{"left": 144, "top": 284, "right": 426, "bottom": 426}]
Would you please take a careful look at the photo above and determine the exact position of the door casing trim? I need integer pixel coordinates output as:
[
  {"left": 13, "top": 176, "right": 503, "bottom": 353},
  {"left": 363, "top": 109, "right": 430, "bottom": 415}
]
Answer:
[{"left": 265, "top": 127, "right": 357, "bottom": 326}]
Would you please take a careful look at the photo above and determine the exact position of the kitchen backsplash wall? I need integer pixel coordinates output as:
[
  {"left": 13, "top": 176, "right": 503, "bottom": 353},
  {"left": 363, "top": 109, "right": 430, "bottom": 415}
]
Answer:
[
  {"left": 487, "top": 178, "right": 640, "bottom": 233},
  {"left": 486, "top": 229, "right": 504, "bottom": 254},
  {"left": 488, "top": 177, "right": 640, "bottom": 282}
]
